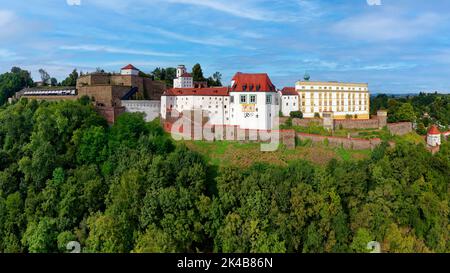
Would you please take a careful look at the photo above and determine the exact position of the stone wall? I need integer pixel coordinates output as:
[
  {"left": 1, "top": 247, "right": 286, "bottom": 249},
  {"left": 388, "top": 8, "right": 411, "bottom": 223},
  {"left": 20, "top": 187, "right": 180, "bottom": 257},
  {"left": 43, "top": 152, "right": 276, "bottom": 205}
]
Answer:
[
  {"left": 96, "top": 106, "right": 125, "bottom": 124},
  {"left": 292, "top": 118, "right": 322, "bottom": 127},
  {"left": 78, "top": 85, "right": 130, "bottom": 107},
  {"left": 387, "top": 122, "right": 413, "bottom": 136},
  {"left": 334, "top": 118, "right": 380, "bottom": 129},
  {"left": 121, "top": 100, "right": 161, "bottom": 122},
  {"left": 290, "top": 111, "right": 388, "bottom": 130},
  {"left": 281, "top": 130, "right": 296, "bottom": 149},
  {"left": 296, "top": 132, "right": 381, "bottom": 150},
  {"left": 144, "top": 79, "right": 166, "bottom": 100}
]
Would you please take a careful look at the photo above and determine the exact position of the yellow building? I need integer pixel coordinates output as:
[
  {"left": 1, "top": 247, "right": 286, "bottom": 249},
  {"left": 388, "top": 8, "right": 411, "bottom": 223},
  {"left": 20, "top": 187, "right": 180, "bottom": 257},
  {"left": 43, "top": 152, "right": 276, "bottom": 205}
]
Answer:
[{"left": 295, "top": 76, "right": 370, "bottom": 120}]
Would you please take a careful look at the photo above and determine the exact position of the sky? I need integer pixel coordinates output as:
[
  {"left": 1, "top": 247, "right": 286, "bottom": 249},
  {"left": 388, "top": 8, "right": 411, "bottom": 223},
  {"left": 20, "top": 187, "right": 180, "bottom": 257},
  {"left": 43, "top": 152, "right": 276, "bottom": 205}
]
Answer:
[{"left": 0, "top": 0, "right": 450, "bottom": 93}]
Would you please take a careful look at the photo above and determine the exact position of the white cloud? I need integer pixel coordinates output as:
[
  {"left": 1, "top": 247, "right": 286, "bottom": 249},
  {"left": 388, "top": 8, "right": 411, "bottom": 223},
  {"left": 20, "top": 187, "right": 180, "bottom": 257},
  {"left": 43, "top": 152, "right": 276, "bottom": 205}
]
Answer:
[
  {"left": 0, "top": 48, "right": 25, "bottom": 61},
  {"left": 164, "top": 0, "right": 289, "bottom": 22},
  {"left": 0, "top": 10, "right": 15, "bottom": 27},
  {"left": 0, "top": 49, "right": 15, "bottom": 58},
  {"left": 90, "top": 0, "right": 300, "bottom": 22},
  {"left": 151, "top": 27, "right": 239, "bottom": 47},
  {"left": 333, "top": 12, "right": 442, "bottom": 42},
  {"left": 66, "top": 0, "right": 82, "bottom": 6},
  {"left": 59, "top": 44, "right": 182, "bottom": 57},
  {"left": 0, "top": 10, "right": 20, "bottom": 39}
]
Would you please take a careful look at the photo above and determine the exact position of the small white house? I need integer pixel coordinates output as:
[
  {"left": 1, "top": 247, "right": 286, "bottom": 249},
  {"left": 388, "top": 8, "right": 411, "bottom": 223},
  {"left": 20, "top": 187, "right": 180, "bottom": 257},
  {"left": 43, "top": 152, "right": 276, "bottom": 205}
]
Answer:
[
  {"left": 120, "top": 64, "right": 139, "bottom": 76},
  {"left": 279, "top": 87, "right": 299, "bottom": 117},
  {"left": 173, "top": 65, "right": 194, "bottom": 88}
]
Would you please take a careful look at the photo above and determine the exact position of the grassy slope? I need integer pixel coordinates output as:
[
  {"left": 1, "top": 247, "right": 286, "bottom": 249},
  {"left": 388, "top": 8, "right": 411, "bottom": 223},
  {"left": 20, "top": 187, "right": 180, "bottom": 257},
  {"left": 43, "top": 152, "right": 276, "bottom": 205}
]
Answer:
[{"left": 182, "top": 140, "right": 371, "bottom": 167}]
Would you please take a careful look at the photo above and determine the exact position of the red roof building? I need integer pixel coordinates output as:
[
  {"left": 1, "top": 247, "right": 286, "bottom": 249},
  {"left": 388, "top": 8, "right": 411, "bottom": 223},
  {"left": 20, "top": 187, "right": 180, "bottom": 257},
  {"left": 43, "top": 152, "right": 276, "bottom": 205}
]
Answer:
[
  {"left": 121, "top": 64, "right": 139, "bottom": 70},
  {"left": 231, "top": 72, "right": 276, "bottom": 92},
  {"left": 164, "top": 87, "right": 229, "bottom": 96},
  {"left": 428, "top": 125, "right": 441, "bottom": 135},
  {"left": 180, "top": 72, "right": 192, "bottom": 78},
  {"left": 280, "top": 87, "right": 298, "bottom": 96}
]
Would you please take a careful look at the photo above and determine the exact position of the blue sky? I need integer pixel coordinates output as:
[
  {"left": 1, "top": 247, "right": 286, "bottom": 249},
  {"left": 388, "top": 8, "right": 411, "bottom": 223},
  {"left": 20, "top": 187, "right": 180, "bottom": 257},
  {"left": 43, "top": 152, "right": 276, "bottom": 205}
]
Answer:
[{"left": 0, "top": 0, "right": 449, "bottom": 93}]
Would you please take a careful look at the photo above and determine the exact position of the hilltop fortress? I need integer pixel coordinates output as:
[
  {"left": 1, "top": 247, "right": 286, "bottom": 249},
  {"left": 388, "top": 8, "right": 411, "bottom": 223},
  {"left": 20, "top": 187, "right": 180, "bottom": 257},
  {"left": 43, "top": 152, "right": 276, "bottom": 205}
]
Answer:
[{"left": 15, "top": 64, "right": 372, "bottom": 130}]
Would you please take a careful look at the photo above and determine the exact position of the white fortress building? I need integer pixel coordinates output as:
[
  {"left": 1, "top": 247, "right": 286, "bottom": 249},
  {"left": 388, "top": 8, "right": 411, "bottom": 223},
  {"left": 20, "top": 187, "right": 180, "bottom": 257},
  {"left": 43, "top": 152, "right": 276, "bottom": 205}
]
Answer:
[
  {"left": 173, "top": 65, "right": 194, "bottom": 88},
  {"left": 279, "top": 74, "right": 371, "bottom": 119},
  {"left": 161, "top": 69, "right": 279, "bottom": 130}
]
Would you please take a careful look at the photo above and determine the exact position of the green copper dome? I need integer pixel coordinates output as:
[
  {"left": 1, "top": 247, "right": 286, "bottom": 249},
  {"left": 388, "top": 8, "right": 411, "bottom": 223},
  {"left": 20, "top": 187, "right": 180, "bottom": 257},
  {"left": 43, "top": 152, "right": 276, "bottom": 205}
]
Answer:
[{"left": 304, "top": 72, "right": 310, "bottom": 81}]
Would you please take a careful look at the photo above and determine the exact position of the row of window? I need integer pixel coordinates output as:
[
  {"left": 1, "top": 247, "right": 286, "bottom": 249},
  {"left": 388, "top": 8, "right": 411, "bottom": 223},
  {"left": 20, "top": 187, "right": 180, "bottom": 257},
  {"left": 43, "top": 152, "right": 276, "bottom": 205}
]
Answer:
[
  {"left": 299, "top": 86, "right": 368, "bottom": 91},
  {"left": 302, "top": 106, "right": 367, "bottom": 112},
  {"left": 238, "top": 94, "right": 273, "bottom": 104},
  {"left": 300, "top": 93, "right": 367, "bottom": 99}
]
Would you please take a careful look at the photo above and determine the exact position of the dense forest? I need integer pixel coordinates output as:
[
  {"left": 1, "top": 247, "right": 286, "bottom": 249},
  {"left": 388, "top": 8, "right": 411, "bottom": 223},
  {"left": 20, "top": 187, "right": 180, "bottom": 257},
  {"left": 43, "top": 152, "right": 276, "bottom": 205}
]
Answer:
[
  {"left": 0, "top": 98, "right": 448, "bottom": 253},
  {"left": 370, "top": 93, "right": 450, "bottom": 133}
]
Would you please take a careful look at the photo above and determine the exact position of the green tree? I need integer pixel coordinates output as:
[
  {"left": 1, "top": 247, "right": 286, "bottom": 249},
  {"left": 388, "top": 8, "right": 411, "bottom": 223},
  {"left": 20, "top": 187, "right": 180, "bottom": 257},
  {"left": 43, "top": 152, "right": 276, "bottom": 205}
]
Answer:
[
  {"left": 61, "top": 69, "right": 79, "bottom": 86},
  {"left": 350, "top": 228, "right": 373, "bottom": 253},
  {"left": 21, "top": 217, "right": 58, "bottom": 253},
  {"left": 394, "top": 103, "right": 416, "bottom": 122},
  {"left": 38, "top": 69, "right": 51, "bottom": 85},
  {"left": 133, "top": 225, "right": 178, "bottom": 253},
  {"left": 192, "top": 63, "right": 205, "bottom": 82},
  {"left": 290, "top": 111, "right": 303, "bottom": 119},
  {"left": 0, "top": 67, "right": 34, "bottom": 105}
]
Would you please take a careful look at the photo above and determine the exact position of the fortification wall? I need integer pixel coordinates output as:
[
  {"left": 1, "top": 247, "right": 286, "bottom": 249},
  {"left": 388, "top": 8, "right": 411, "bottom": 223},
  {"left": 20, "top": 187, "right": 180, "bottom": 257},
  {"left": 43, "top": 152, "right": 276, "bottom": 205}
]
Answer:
[
  {"left": 334, "top": 118, "right": 379, "bottom": 129},
  {"left": 290, "top": 111, "right": 388, "bottom": 130},
  {"left": 78, "top": 85, "right": 130, "bottom": 107},
  {"left": 144, "top": 79, "right": 166, "bottom": 100},
  {"left": 387, "top": 122, "right": 413, "bottom": 136},
  {"left": 296, "top": 132, "right": 381, "bottom": 150},
  {"left": 292, "top": 118, "right": 322, "bottom": 127},
  {"left": 121, "top": 100, "right": 161, "bottom": 122},
  {"left": 96, "top": 106, "right": 125, "bottom": 124}
]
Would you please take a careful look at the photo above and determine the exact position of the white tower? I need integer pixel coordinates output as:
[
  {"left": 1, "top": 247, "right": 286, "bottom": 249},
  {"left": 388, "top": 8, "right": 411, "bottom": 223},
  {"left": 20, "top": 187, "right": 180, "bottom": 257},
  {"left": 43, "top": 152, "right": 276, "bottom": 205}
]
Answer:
[
  {"left": 427, "top": 125, "right": 441, "bottom": 147},
  {"left": 174, "top": 64, "right": 193, "bottom": 88},
  {"left": 176, "top": 65, "right": 187, "bottom": 78}
]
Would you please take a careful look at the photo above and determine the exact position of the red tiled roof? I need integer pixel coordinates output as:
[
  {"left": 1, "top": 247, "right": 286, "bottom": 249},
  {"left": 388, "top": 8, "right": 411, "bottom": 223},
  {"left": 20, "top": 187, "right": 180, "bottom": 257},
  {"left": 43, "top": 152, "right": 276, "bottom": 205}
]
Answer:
[
  {"left": 121, "top": 64, "right": 138, "bottom": 70},
  {"left": 164, "top": 87, "right": 229, "bottom": 96},
  {"left": 280, "top": 87, "right": 298, "bottom": 96},
  {"left": 180, "top": 73, "right": 192, "bottom": 77},
  {"left": 231, "top": 72, "right": 276, "bottom": 92},
  {"left": 428, "top": 125, "right": 441, "bottom": 135}
]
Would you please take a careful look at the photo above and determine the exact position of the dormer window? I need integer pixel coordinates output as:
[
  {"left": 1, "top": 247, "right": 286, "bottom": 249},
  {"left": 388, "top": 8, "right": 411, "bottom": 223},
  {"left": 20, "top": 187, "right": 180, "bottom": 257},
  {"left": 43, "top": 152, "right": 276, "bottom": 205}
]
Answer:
[
  {"left": 242, "top": 84, "right": 247, "bottom": 91},
  {"left": 249, "top": 84, "right": 254, "bottom": 91},
  {"left": 256, "top": 84, "right": 261, "bottom": 91}
]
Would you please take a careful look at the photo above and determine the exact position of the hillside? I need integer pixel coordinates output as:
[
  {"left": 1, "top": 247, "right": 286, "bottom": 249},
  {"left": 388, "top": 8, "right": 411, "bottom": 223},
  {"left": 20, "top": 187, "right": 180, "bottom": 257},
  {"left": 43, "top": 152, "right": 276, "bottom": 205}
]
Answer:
[{"left": 0, "top": 99, "right": 448, "bottom": 253}]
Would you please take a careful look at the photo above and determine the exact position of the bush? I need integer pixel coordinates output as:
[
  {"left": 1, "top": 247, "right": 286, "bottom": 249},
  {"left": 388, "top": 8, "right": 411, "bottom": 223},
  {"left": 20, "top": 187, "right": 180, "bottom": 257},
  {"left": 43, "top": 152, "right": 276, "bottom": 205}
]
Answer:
[
  {"left": 290, "top": 111, "right": 303, "bottom": 119},
  {"left": 314, "top": 112, "right": 321, "bottom": 118}
]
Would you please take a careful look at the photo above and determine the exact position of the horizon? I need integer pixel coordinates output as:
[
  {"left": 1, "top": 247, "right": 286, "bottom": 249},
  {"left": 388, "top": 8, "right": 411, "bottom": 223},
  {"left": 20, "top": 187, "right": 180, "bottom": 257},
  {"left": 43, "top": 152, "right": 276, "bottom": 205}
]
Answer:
[{"left": 1, "top": 0, "right": 450, "bottom": 94}]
